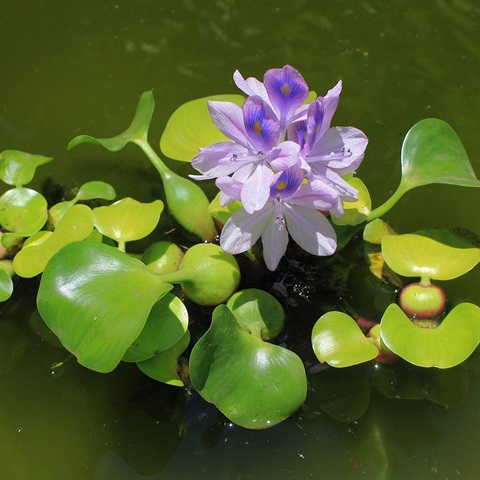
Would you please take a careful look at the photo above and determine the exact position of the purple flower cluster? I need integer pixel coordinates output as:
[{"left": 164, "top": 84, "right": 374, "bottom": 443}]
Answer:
[{"left": 191, "top": 65, "right": 368, "bottom": 271}]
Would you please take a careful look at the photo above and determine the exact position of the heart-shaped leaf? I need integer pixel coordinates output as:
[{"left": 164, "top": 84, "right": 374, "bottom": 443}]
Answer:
[
  {"left": 68, "top": 91, "right": 154, "bottom": 151},
  {"left": 226, "top": 288, "right": 285, "bottom": 340},
  {"left": 312, "top": 311, "right": 379, "bottom": 368},
  {"left": 13, "top": 204, "right": 94, "bottom": 278},
  {"left": 0, "top": 188, "right": 48, "bottom": 236},
  {"left": 123, "top": 292, "right": 188, "bottom": 362},
  {"left": 0, "top": 150, "right": 52, "bottom": 187},
  {"left": 190, "top": 305, "right": 307, "bottom": 429},
  {"left": 160, "top": 94, "right": 245, "bottom": 162},
  {"left": 380, "top": 303, "right": 480, "bottom": 368},
  {"left": 400, "top": 118, "right": 479, "bottom": 192},
  {"left": 37, "top": 241, "right": 172, "bottom": 373},
  {"left": 137, "top": 330, "right": 190, "bottom": 386},
  {"left": 93, "top": 198, "right": 164, "bottom": 250},
  {"left": 382, "top": 233, "right": 480, "bottom": 281},
  {"left": 363, "top": 218, "right": 396, "bottom": 245}
]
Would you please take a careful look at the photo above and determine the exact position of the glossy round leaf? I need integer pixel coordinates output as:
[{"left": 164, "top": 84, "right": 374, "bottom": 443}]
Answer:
[
  {"left": 137, "top": 330, "right": 190, "bottom": 386},
  {"left": 123, "top": 293, "right": 188, "bottom": 362},
  {"left": 332, "top": 177, "right": 371, "bottom": 226},
  {"left": 0, "top": 188, "right": 48, "bottom": 235},
  {"left": 93, "top": 198, "right": 164, "bottom": 246},
  {"left": 226, "top": 288, "right": 285, "bottom": 340},
  {"left": 37, "top": 241, "right": 172, "bottom": 373},
  {"left": 312, "top": 311, "right": 379, "bottom": 368},
  {"left": 160, "top": 94, "right": 245, "bottom": 161},
  {"left": 13, "top": 204, "right": 94, "bottom": 278},
  {"left": 382, "top": 233, "right": 480, "bottom": 280},
  {"left": 0, "top": 150, "right": 52, "bottom": 187},
  {"left": 380, "top": 303, "right": 480, "bottom": 368},
  {"left": 190, "top": 305, "right": 307, "bottom": 429}
]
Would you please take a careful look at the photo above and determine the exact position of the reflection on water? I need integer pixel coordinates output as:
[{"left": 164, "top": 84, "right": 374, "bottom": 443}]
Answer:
[{"left": 1, "top": 0, "right": 479, "bottom": 479}]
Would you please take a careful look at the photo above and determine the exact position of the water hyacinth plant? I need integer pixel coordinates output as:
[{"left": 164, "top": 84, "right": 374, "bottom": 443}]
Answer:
[
  {"left": 190, "top": 65, "right": 368, "bottom": 270},
  {"left": 1, "top": 65, "right": 479, "bottom": 430}
]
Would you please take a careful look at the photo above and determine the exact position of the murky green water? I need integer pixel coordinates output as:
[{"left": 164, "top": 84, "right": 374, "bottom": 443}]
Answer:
[{"left": 1, "top": 1, "right": 479, "bottom": 479}]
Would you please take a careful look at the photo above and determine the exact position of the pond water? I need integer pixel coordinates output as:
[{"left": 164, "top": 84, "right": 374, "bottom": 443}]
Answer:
[{"left": 1, "top": 0, "right": 479, "bottom": 479}]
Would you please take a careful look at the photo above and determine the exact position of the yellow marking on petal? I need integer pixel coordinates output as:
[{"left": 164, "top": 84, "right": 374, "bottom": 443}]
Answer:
[
  {"left": 276, "top": 180, "right": 287, "bottom": 190},
  {"left": 253, "top": 121, "right": 262, "bottom": 135},
  {"left": 281, "top": 83, "right": 291, "bottom": 97}
]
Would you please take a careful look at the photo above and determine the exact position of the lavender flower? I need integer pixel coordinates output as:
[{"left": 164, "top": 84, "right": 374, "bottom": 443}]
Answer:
[{"left": 218, "top": 166, "right": 338, "bottom": 271}]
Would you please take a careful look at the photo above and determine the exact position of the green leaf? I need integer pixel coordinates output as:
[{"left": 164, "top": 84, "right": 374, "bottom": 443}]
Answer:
[
  {"left": 400, "top": 118, "right": 479, "bottom": 192},
  {"left": 160, "top": 94, "right": 245, "bottom": 162},
  {"left": 380, "top": 303, "right": 480, "bottom": 368},
  {"left": 331, "top": 177, "right": 371, "bottom": 226},
  {"left": 93, "top": 198, "right": 164, "bottom": 249},
  {"left": 190, "top": 305, "right": 307, "bottom": 429},
  {"left": 0, "top": 188, "right": 48, "bottom": 235},
  {"left": 123, "top": 293, "right": 188, "bottom": 362},
  {"left": 13, "top": 204, "right": 94, "bottom": 278},
  {"left": 311, "top": 311, "right": 379, "bottom": 368},
  {"left": 76, "top": 181, "right": 117, "bottom": 201},
  {"left": 363, "top": 218, "right": 396, "bottom": 244},
  {"left": 226, "top": 288, "right": 285, "bottom": 340},
  {"left": 68, "top": 91, "right": 154, "bottom": 151},
  {"left": 137, "top": 330, "right": 190, "bottom": 386},
  {"left": 0, "top": 267, "right": 13, "bottom": 302},
  {"left": 382, "top": 233, "right": 480, "bottom": 281},
  {"left": 37, "top": 241, "right": 172, "bottom": 373},
  {"left": 0, "top": 150, "right": 52, "bottom": 187}
]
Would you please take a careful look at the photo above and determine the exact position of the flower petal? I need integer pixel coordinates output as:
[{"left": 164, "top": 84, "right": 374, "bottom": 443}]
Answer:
[
  {"left": 317, "top": 80, "right": 342, "bottom": 139},
  {"left": 264, "top": 65, "right": 309, "bottom": 128},
  {"left": 308, "top": 126, "right": 369, "bottom": 174},
  {"left": 191, "top": 142, "right": 248, "bottom": 178},
  {"left": 267, "top": 141, "right": 302, "bottom": 170},
  {"left": 288, "top": 178, "right": 339, "bottom": 211},
  {"left": 233, "top": 69, "right": 268, "bottom": 99},
  {"left": 284, "top": 204, "right": 337, "bottom": 256},
  {"left": 310, "top": 167, "right": 360, "bottom": 201},
  {"left": 220, "top": 205, "right": 273, "bottom": 254},
  {"left": 208, "top": 101, "right": 253, "bottom": 149},
  {"left": 261, "top": 214, "right": 289, "bottom": 271},
  {"left": 242, "top": 96, "right": 280, "bottom": 152},
  {"left": 215, "top": 176, "right": 243, "bottom": 202},
  {"left": 241, "top": 163, "right": 275, "bottom": 213}
]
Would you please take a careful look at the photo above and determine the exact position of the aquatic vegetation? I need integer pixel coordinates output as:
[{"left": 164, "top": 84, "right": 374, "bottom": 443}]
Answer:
[{"left": 1, "top": 65, "right": 479, "bottom": 430}]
